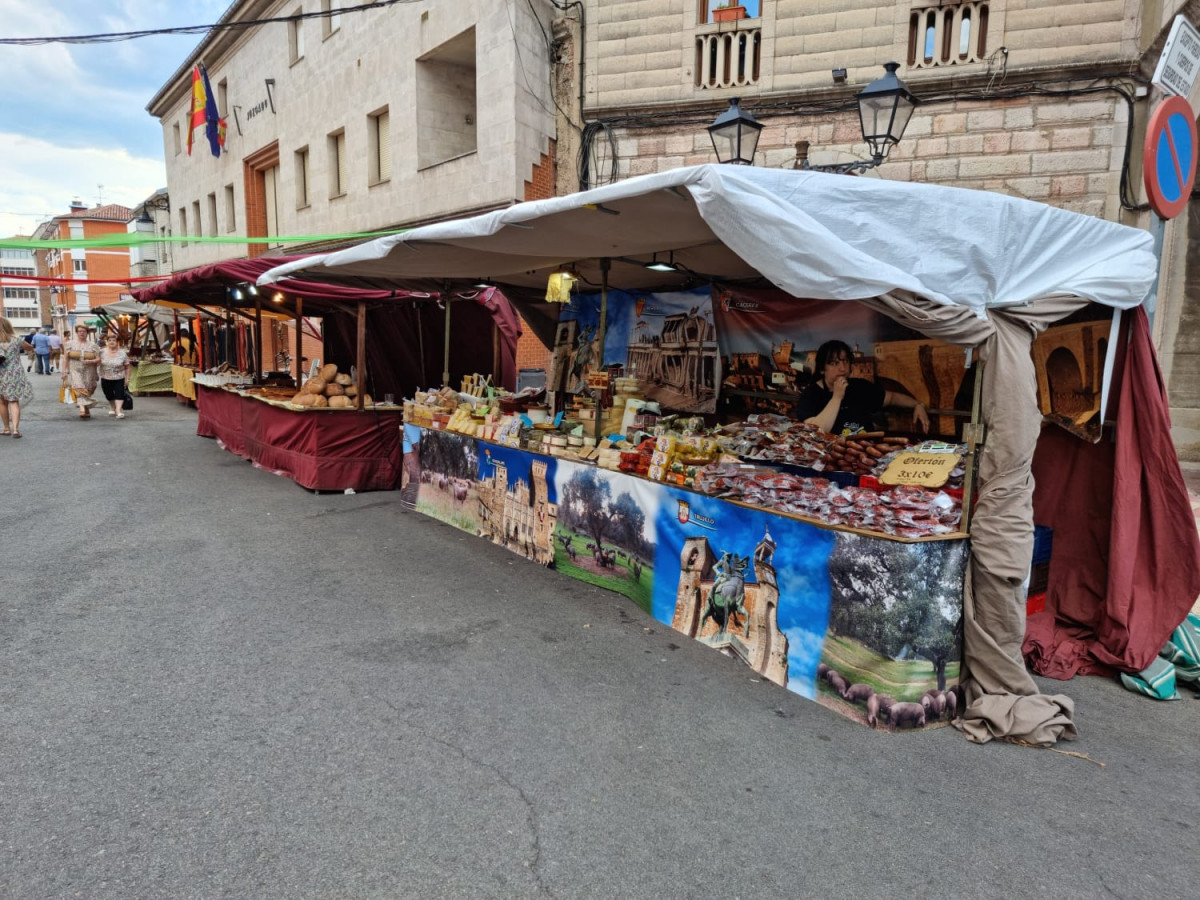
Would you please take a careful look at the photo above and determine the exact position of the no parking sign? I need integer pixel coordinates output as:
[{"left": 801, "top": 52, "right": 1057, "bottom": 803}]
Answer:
[{"left": 1143, "top": 94, "right": 1198, "bottom": 220}]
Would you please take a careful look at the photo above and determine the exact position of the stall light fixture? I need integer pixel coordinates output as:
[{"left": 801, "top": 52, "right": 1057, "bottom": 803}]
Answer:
[
  {"left": 707, "top": 97, "right": 763, "bottom": 165},
  {"left": 247, "top": 284, "right": 259, "bottom": 296},
  {"left": 546, "top": 269, "right": 577, "bottom": 304},
  {"left": 230, "top": 286, "right": 245, "bottom": 300},
  {"left": 272, "top": 292, "right": 285, "bottom": 303},
  {"left": 645, "top": 252, "right": 677, "bottom": 272}
]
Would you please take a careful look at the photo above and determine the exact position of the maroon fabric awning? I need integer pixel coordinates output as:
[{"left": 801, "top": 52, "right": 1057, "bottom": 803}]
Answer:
[{"left": 128, "top": 256, "right": 522, "bottom": 391}]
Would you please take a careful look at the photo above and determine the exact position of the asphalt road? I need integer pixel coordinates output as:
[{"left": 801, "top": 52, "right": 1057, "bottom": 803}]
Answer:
[{"left": 2, "top": 374, "right": 1197, "bottom": 899}]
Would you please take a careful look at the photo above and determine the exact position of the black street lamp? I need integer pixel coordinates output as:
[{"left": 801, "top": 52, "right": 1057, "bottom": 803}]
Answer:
[
  {"left": 708, "top": 97, "right": 763, "bottom": 165},
  {"left": 857, "top": 61, "right": 919, "bottom": 166}
]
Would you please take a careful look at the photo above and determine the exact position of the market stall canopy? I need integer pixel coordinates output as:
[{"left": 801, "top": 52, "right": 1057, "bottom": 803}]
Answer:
[
  {"left": 257, "top": 164, "right": 1156, "bottom": 315},
  {"left": 253, "top": 164, "right": 1196, "bottom": 751},
  {"left": 129, "top": 255, "right": 523, "bottom": 393},
  {"left": 92, "top": 299, "right": 198, "bottom": 325}
]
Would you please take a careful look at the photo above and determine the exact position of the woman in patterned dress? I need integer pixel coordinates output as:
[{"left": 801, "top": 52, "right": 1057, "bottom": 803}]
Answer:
[
  {"left": 62, "top": 323, "right": 100, "bottom": 419},
  {"left": 0, "top": 315, "right": 35, "bottom": 437}
]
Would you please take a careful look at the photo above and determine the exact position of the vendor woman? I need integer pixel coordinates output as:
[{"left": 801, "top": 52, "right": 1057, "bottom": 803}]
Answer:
[{"left": 795, "top": 340, "right": 929, "bottom": 435}]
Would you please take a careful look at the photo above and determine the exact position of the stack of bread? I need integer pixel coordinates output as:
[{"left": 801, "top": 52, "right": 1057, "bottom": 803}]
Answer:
[{"left": 289, "top": 363, "right": 373, "bottom": 409}]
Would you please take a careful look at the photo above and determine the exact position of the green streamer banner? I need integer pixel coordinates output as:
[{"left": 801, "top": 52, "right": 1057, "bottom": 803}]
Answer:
[{"left": 0, "top": 229, "right": 404, "bottom": 251}]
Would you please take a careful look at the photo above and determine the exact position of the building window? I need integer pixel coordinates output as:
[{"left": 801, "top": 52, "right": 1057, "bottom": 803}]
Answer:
[
  {"left": 328, "top": 129, "right": 347, "bottom": 197},
  {"left": 908, "top": 2, "right": 989, "bottom": 68},
  {"left": 72, "top": 258, "right": 87, "bottom": 275},
  {"left": 321, "top": 0, "right": 341, "bottom": 39},
  {"left": 207, "top": 192, "right": 218, "bottom": 236},
  {"left": 288, "top": 7, "right": 305, "bottom": 64},
  {"left": 224, "top": 184, "right": 237, "bottom": 232},
  {"left": 700, "top": 0, "right": 760, "bottom": 24},
  {"left": 3, "top": 288, "right": 38, "bottom": 301},
  {"left": 179, "top": 208, "right": 188, "bottom": 246},
  {"left": 368, "top": 108, "right": 391, "bottom": 184},
  {"left": 218, "top": 79, "right": 228, "bottom": 118},
  {"left": 173, "top": 123, "right": 181, "bottom": 155},
  {"left": 192, "top": 200, "right": 202, "bottom": 240},
  {"left": 416, "top": 29, "right": 478, "bottom": 169},
  {"left": 2, "top": 306, "right": 39, "bottom": 319},
  {"left": 1, "top": 265, "right": 35, "bottom": 276},
  {"left": 295, "top": 146, "right": 310, "bottom": 208}
]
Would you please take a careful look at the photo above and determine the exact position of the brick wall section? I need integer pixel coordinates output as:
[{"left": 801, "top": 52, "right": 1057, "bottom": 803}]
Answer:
[
  {"left": 513, "top": 141, "right": 557, "bottom": 377},
  {"left": 610, "top": 91, "right": 1126, "bottom": 219}
]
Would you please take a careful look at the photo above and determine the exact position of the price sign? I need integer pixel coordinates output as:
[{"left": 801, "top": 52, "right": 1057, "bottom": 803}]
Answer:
[{"left": 879, "top": 451, "right": 963, "bottom": 488}]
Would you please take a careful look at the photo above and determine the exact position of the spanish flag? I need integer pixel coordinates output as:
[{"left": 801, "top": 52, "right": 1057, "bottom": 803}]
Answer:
[{"left": 186, "top": 64, "right": 227, "bottom": 158}]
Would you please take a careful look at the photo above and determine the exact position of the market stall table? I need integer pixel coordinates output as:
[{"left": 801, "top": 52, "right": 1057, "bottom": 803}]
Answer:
[
  {"left": 129, "top": 359, "right": 174, "bottom": 394},
  {"left": 194, "top": 383, "right": 402, "bottom": 492}
]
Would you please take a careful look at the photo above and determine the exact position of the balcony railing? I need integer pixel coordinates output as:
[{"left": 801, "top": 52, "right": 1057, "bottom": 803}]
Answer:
[{"left": 696, "top": 25, "right": 761, "bottom": 89}]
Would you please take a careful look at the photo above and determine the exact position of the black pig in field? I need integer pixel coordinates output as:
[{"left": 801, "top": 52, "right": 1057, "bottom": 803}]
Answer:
[
  {"left": 874, "top": 695, "right": 896, "bottom": 724},
  {"left": 843, "top": 683, "right": 875, "bottom": 704},
  {"left": 866, "top": 693, "right": 881, "bottom": 727},
  {"left": 944, "top": 688, "right": 958, "bottom": 720},
  {"left": 889, "top": 702, "right": 926, "bottom": 729},
  {"left": 817, "top": 663, "right": 830, "bottom": 681},
  {"left": 827, "top": 671, "right": 850, "bottom": 698},
  {"left": 947, "top": 684, "right": 966, "bottom": 717}
]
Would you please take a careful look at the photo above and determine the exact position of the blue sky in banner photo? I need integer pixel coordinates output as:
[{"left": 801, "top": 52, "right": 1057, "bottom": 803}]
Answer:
[
  {"left": 650, "top": 488, "right": 834, "bottom": 698},
  {"left": 0, "top": 1, "right": 229, "bottom": 238}
]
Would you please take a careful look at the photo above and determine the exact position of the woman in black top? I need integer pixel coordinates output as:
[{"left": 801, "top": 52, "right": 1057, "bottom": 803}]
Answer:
[{"left": 794, "top": 340, "right": 929, "bottom": 435}]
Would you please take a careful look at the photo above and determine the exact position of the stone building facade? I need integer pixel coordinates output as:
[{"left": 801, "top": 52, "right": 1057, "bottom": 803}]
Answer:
[{"left": 548, "top": 0, "right": 1200, "bottom": 454}]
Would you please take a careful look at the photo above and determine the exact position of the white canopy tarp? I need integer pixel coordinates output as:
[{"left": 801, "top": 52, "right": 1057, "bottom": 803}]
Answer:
[
  {"left": 258, "top": 164, "right": 1155, "bottom": 315},
  {"left": 260, "top": 165, "right": 1161, "bottom": 746}
]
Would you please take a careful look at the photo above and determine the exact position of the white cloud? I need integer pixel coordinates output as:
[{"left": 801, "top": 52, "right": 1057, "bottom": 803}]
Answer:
[{"left": 0, "top": 133, "right": 165, "bottom": 237}]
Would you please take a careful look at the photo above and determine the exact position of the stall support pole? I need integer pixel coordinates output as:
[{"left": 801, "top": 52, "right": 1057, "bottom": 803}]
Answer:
[
  {"left": 442, "top": 297, "right": 452, "bottom": 387},
  {"left": 356, "top": 301, "right": 367, "bottom": 411},
  {"left": 294, "top": 298, "right": 304, "bottom": 385},
  {"left": 593, "top": 257, "right": 611, "bottom": 445},
  {"left": 254, "top": 295, "right": 264, "bottom": 385}
]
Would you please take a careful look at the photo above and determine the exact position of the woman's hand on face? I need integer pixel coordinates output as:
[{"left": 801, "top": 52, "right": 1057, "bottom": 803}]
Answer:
[{"left": 830, "top": 375, "right": 849, "bottom": 402}]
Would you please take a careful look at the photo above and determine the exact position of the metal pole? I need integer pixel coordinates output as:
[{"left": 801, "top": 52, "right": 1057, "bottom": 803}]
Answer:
[
  {"left": 294, "top": 297, "right": 303, "bottom": 385},
  {"left": 254, "top": 294, "right": 264, "bottom": 384},
  {"left": 442, "top": 297, "right": 452, "bottom": 387},
  {"left": 356, "top": 301, "right": 367, "bottom": 410},
  {"left": 593, "top": 258, "right": 611, "bottom": 445}
]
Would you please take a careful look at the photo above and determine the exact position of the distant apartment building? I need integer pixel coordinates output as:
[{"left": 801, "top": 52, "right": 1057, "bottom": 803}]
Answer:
[
  {"left": 548, "top": 0, "right": 1200, "bottom": 453},
  {"left": 1, "top": 243, "right": 42, "bottom": 331},
  {"left": 34, "top": 201, "right": 135, "bottom": 326},
  {"left": 145, "top": 0, "right": 560, "bottom": 371}
]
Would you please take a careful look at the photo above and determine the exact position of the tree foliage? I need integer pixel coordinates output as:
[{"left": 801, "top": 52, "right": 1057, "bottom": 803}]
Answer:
[{"left": 827, "top": 536, "right": 965, "bottom": 689}]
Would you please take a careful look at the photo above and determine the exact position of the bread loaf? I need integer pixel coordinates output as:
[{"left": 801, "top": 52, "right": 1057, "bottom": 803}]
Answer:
[
  {"left": 324, "top": 382, "right": 345, "bottom": 397},
  {"left": 319, "top": 363, "right": 338, "bottom": 382},
  {"left": 334, "top": 373, "right": 353, "bottom": 386},
  {"left": 303, "top": 376, "right": 327, "bottom": 395},
  {"left": 311, "top": 393, "right": 328, "bottom": 407},
  {"left": 344, "top": 385, "right": 358, "bottom": 398},
  {"left": 291, "top": 393, "right": 317, "bottom": 407},
  {"left": 328, "top": 395, "right": 352, "bottom": 409}
]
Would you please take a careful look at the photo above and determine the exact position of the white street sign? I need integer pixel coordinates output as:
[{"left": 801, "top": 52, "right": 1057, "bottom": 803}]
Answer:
[{"left": 1152, "top": 15, "right": 1200, "bottom": 98}]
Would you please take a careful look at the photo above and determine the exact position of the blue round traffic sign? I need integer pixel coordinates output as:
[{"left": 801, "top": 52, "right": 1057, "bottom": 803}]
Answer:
[{"left": 1144, "top": 95, "right": 1198, "bottom": 219}]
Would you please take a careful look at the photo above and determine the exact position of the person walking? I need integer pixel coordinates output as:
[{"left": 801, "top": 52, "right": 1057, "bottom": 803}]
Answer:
[
  {"left": 0, "top": 316, "right": 35, "bottom": 437},
  {"left": 31, "top": 329, "right": 52, "bottom": 375},
  {"left": 48, "top": 330, "right": 63, "bottom": 372},
  {"left": 97, "top": 333, "right": 132, "bottom": 419},
  {"left": 62, "top": 324, "right": 100, "bottom": 419}
]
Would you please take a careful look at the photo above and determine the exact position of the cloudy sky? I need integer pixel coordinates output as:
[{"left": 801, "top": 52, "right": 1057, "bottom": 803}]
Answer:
[{"left": 0, "top": 1, "right": 229, "bottom": 237}]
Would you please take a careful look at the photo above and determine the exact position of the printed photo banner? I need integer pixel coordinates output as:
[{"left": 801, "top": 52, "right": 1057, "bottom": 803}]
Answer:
[
  {"left": 549, "top": 287, "right": 718, "bottom": 413},
  {"left": 411, "top": 427, "right": 968, "bottom": 731}
]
